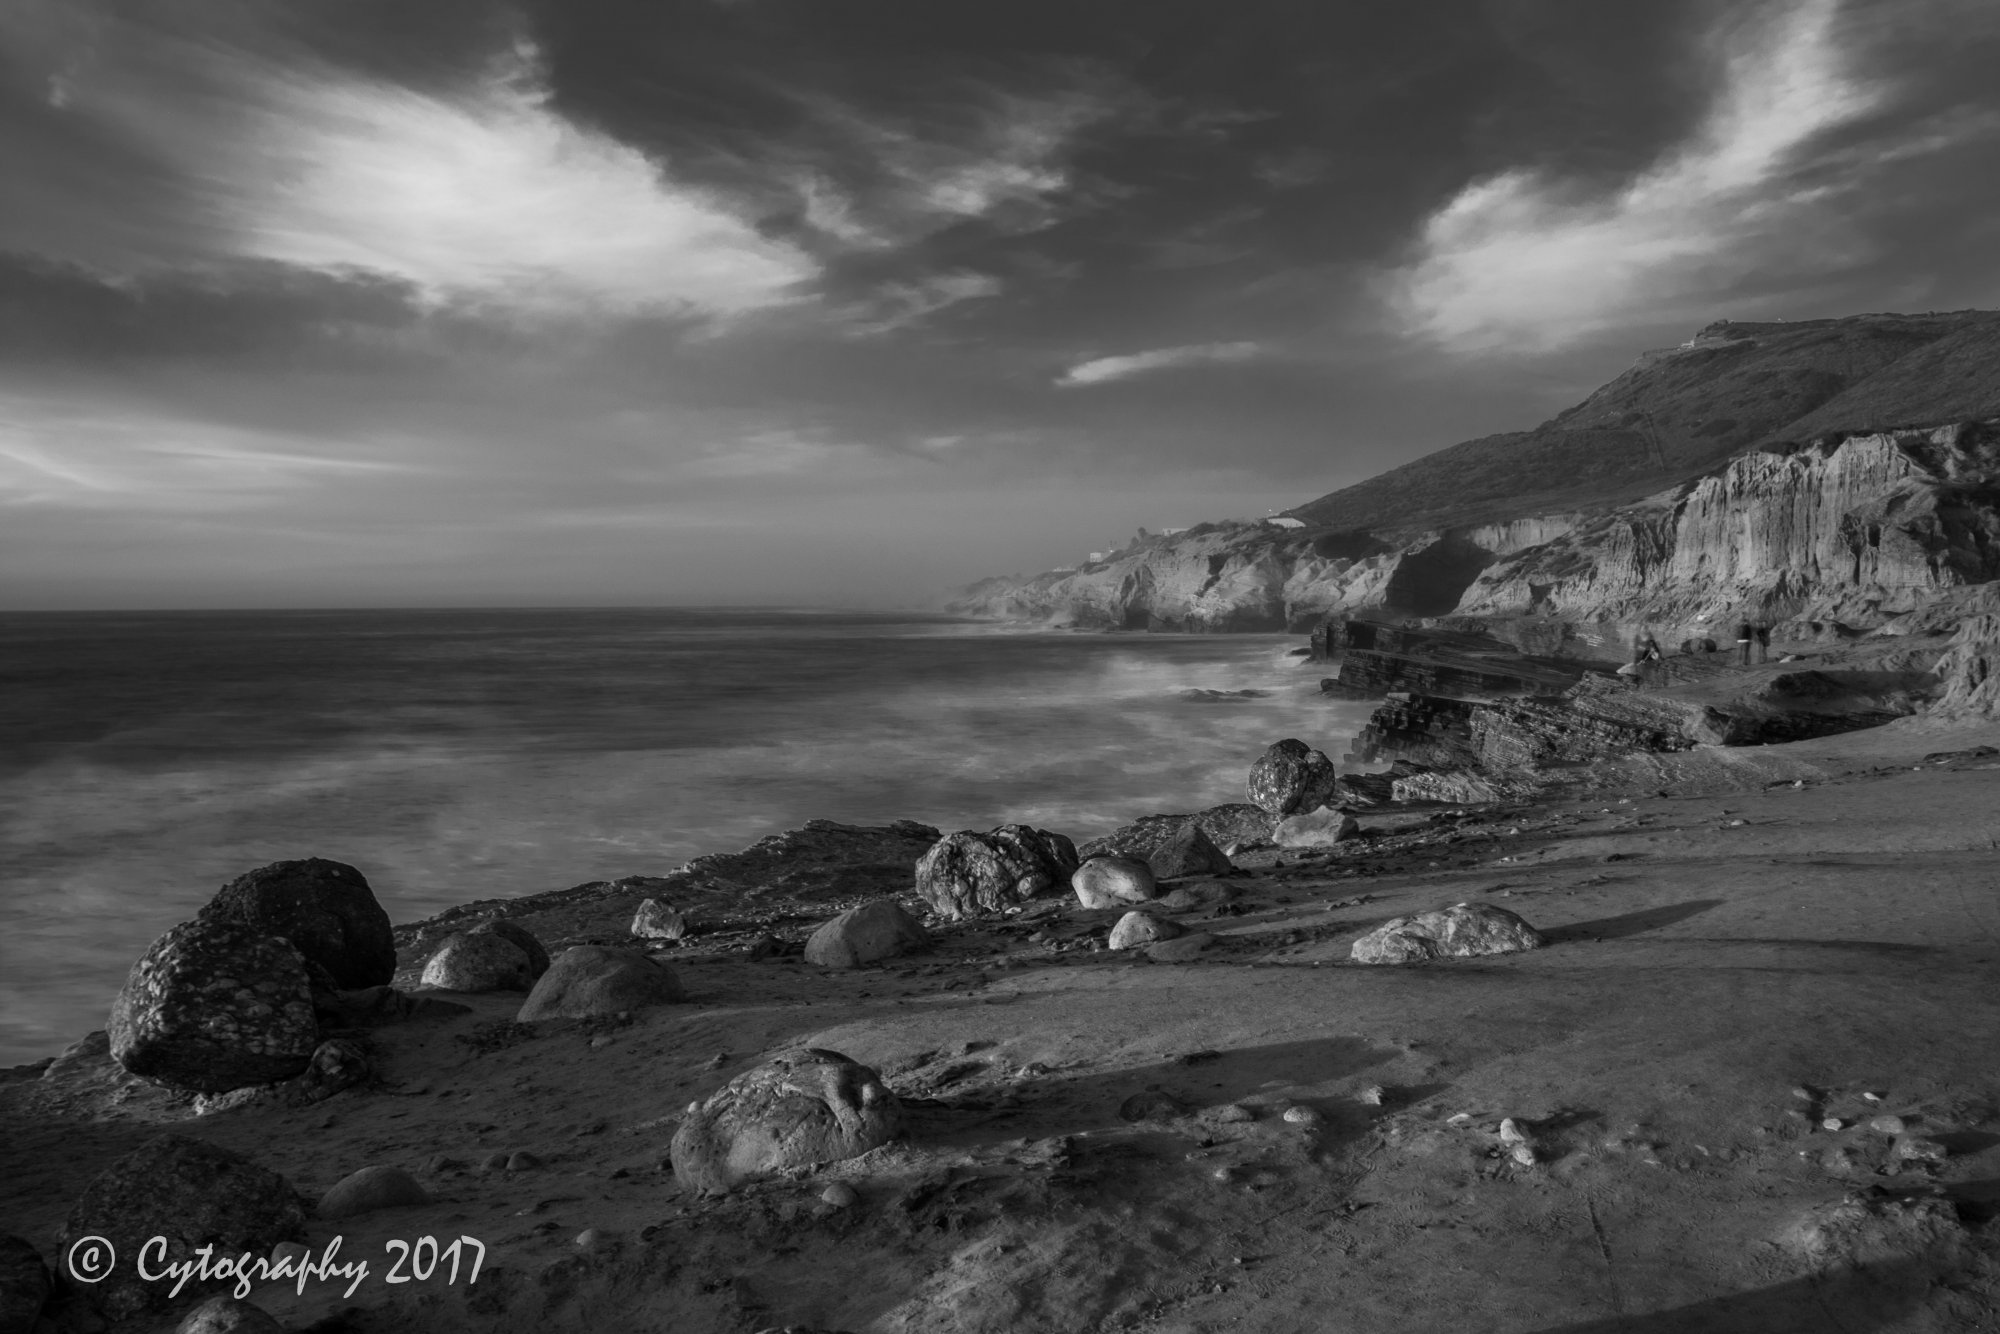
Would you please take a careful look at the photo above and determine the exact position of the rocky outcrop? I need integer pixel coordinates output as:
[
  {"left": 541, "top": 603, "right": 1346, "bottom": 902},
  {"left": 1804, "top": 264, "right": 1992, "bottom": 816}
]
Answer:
[
  {"left": 60, "top": 1135, "right": 306, "bottom": 1319},
  {"left": 1460, "top": 424, "right": 2000, "bottom": 639},
  {"left": 914, "top": 826, "right": 1080, "bottom": 920},
  {"left": 198, "top": 858, "right": 396, "bottom": 991},
  {"left": 670, "top": 1049, "right": 904, "bottom": 1194},
  {"left": 677, "top": 819, "right": 943, "bottom": 901},
  {"left": 109, "top": 919, "right": 320, "bottom": 1093},
  {"left": 1931, "top": 614, "right": 2000, "bottom": 716},
  {"left": 1078, "top": 804, "right": 1274, "bottom": 860},
  {"left": 1351, "top": 903, "right": 1546, "bottom": 965}
]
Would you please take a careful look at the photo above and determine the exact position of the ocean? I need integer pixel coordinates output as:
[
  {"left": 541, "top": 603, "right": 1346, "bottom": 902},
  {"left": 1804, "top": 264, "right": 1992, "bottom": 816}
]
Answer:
[{"left": 0, "top": 608, "right": 1374, "bottom": 1064}]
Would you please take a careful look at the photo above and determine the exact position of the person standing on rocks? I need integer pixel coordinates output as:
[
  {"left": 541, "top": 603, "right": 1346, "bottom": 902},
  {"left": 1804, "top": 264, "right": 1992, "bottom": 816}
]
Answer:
[
  {"left": 1736, "top": 620, "right": 1753, "bottom": 666},
  {"left": 1754, "top": 623, "right": 1771, "bottom": 664}
]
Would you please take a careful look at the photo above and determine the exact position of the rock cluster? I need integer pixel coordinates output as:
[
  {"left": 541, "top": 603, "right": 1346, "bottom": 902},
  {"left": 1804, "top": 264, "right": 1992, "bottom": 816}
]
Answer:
[{"left": 915, "top": 825, "right": 1079, "bottom": 920}]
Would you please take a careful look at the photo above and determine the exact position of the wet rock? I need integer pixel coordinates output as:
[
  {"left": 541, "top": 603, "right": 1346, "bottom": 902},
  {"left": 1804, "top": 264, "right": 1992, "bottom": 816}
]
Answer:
[
  {"left": 198, "top": 858, "right": 395, "bottom": 990},
  {"left": 1147, "top": 824, "right": 1234, "bottom": 880},
  {"left": 1247, "top": 739, "right": 1340, "bottom": 817},
  {"left": 1108, "top": 911, "right": 1184, "bottom": 951},
  {"left": 1146, "top": 933, "right": 1216, "bottom": 963},
  {"left": 177, "top": 1294, "right": 285, "bottom": 1333},
  {"left": 421, "top": 931, "right": 536, "bottom": 993},
  {"left": 1071, "top": 856, "right": 1158, "bottom": 909},
  {"left": 0, "top": 1235, "right": 51, "bottom": 1334},
  {"left": 1350, "top": 902, "right": 1546, "bottom": 965},
  {"left": 318, "top": 1165, "right": 430, "bottom": 1219},
  {"left": 803, "top": 899, "right": 929, "bottom": 969},
  {"left": 60, "top": 1135, "right": 305, "bottom": 1320},
  {"left": 469, "top": 918, "right": 550, "bottom": 977},
  {"left": 671, "top": 1048, "right": 904, "bottom": 1194},
  {"left": 517, "top": 946, "right": 684, "bottom": 1021},
  {"left": 630, "top": 899, "right": 690, "bottom": 942},
  {"left": 915, "top": 826, "right": 1080, "bottom": 921},
  {"left": 109, "top": 918, "right": 320, "bottom": 1093},
  {"left": 1272, "top": 809, "right": 1360, "bottom": 848}
]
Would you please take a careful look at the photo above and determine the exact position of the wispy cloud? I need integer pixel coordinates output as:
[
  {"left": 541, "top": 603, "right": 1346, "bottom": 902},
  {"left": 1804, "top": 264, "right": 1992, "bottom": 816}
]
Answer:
[
  {"left": 1389, "top": 0, "right": 1894, "bottom": 352},
  {"left": 1057, "top": 341, "right": 1264, "bottom": 387},
  {"left": 40, "top": 33, "right": 817, "bottom": 316}
]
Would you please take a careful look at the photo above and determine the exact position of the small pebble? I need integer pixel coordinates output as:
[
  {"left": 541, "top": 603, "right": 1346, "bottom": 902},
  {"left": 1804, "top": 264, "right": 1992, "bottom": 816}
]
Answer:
[
  {"left": 1862, "top": 1091, "right": 1883, "bottom": 1102},
  {"left": 507, "top": 1150, "right": 542, "bottom": 1171},
  {"left": 1789, "top": 1086, "right": 1814, "bottom": 1101},
  {"left": 1282, "top": 1105, "right": 1322, "bottom": 1126},
  {"left": 821, "top": 1182, "right": 860, "bottom": 1209},
  {"left": 1446, "top": 1112, "right": 1472, "bottom": 1126},
  {"left": 1822, "top": 1118, "right": 1844, "bottom": 1132},
  {"left": 1498, "top": 1118, "right": 1529, "bottom": 1145},
  {"left": 1868, "top": 1115, "right": 1907, "bottom": 1136},
  {"left": 1358, "top": 1085, "right": 1385, "bottom": 1106},
  {"left": 1896, "top": 1137, "right": 1948, "bottom": 1162},
  {"left": 1213, "top": 1103, "right": 1255, "bottom": 1124},
  {"left": 1510, "top": 1144, "right": 1537, "bottom": 1166}
]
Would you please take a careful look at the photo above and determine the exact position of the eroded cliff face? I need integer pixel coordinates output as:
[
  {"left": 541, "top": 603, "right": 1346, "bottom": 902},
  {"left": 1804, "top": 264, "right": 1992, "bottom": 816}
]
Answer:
[{"left": 1457, "top": 423, "right": 2000, "bottom": 638}]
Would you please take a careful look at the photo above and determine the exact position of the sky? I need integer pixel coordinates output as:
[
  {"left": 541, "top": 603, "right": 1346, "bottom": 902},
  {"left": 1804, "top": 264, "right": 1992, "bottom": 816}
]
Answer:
[{"left": 2, "top": 0, "right": 1998, "bottom": 608}]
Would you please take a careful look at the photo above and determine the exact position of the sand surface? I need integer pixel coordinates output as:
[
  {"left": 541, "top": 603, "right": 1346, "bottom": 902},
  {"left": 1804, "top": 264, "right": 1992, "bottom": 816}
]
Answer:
[{"left": 8, "top": 717, "right": 2000, "bottom": 1333}]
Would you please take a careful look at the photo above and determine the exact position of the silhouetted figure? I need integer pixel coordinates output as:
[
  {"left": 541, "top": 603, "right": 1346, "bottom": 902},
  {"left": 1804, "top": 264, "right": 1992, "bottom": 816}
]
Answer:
[
  {"left": 1736, "top": 621, "right": 1753, "bottom": 666},
  {"left": 1754, "top": 623, "right": 1771, "bottom": 664}
]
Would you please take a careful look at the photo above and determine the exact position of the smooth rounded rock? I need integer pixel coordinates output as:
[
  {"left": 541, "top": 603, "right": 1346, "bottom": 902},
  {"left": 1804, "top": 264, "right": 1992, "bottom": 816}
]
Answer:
[
  {"left": 1351, "top": 903, "right": 1545, "bottom": 965},
  {"left": 1247, "top": 739, "right": 1340, "bottom": 818},
  {"left": 517, "top": 946, "right": 684, "bottom": 1021},
  {"left": 422, "top": 931, "right": 536, "bottom": 993},
  {"left": 671, "top": 1048, "right": 903, "bottom": 1194},
  {"left": 1071, "top": 856, "right": 1158, "bottom": 909},
  {"left": 1108, "top": 910, "right": 1185, "bottom": 951},
  {"left": 198, "top": 858, "right": 395, "bottom": 990},
  {"left": 1273, "top": 809, "right": 1359, "bottom": 848},
  {"left": 108, "top": 919, "right": 320, "bottom": 1093},
  {"left": 631, "top": 899, "right": 690, "bottom": 941},
  {"left": 318, "top": 1165, "right": 430, "bottom": 1219},
  {"left": 915, "top": 825, "right": 1080, "bottom": 921},
  {"left": 803, "top": 899, "right": 929, "bottom": 969},
  {"left": 60, "top": 1135, "right": 305, "bottom": 1320}
]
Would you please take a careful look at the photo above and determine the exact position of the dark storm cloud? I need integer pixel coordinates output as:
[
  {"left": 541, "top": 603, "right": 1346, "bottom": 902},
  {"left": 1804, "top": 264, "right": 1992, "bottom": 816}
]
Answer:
[{"left": 2, "top": 0, "right": 1997, "bottom": 606}]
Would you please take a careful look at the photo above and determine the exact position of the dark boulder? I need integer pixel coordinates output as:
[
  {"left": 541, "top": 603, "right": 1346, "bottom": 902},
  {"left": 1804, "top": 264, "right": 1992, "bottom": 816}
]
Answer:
[
  {"left": 0, "top": 1235, "right": 51, "bottom": 1334},
  {"left": 1247, "top": 739, "right": 1340, "bottom": 817},
  {"left": 1146, "top": 824, "right": 1234, "bottom": 880},
  {"left": 914, "top": 825, "right": 1079, "bottom": 920},
  {"left": 59, "top": 1135, "right": 305, "bottom": 1320},
  {"left": 109, "top": 919, "right": 320, "bottom": 1093},
  {"left": 671, "top": 1048, "right": 903, "bottom": 1194},
  {"left": 199, "top": 858, "right": 395, "bottom": 990}
]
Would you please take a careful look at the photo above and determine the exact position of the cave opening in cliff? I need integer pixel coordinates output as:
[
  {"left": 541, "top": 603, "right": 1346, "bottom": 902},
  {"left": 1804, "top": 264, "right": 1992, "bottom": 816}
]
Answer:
[{"left": 1383, "top": 535, "right": 1495, "bottom": 617}]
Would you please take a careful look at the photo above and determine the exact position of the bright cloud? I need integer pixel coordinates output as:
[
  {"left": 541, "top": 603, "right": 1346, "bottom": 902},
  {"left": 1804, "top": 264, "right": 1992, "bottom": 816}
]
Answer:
[
  {"left": 1057, "top": 342, "right": 1264, "bottom": 387},
  {"left": 1391, "top": 0, "right": 1888, "bottom": 352}
]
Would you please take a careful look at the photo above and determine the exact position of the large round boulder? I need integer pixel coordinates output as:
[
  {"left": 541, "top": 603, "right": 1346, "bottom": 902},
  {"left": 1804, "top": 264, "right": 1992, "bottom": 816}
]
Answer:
[
  {"left": 109, "top": 918, "right": 320, "bottom": 1093},
  {"left": 1071, "top": 856, "right": 1158, "bottom": 909},
  {"left": 1351, "top": 903, "right": 1546, "bottom": 965},
  {"left": 1247, "top": 739, "right": 1340, "bottom": 818},
  {"left": 421, "top": 931, "right": 535, "bottom": 993},
  {"left": 517, "top": 946, "right": 684, "bottom": 1021},
  {"left": 198, "top": 858, "right": 395, "bottom": 990},
  {"left": 1146, "top": 823, "right": 1234, "bottom": 880},
  {"left": 59, "top": 1134, "right": 305, "bottom": 1320},
  {"left": 914, "top": 825, "right": 1079, "bottom": 921},
  {"left": 803, "top": 900, "right": 929, "bottom": 969},
  {"left": 671, "top": 1048, "right": 903, "bottom": 1194}
]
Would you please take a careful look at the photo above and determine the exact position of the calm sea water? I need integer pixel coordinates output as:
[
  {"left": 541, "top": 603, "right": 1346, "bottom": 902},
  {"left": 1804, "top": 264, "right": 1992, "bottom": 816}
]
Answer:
[{"left": 0, "top": 608, "right": 1371, "bottom": 1063}]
